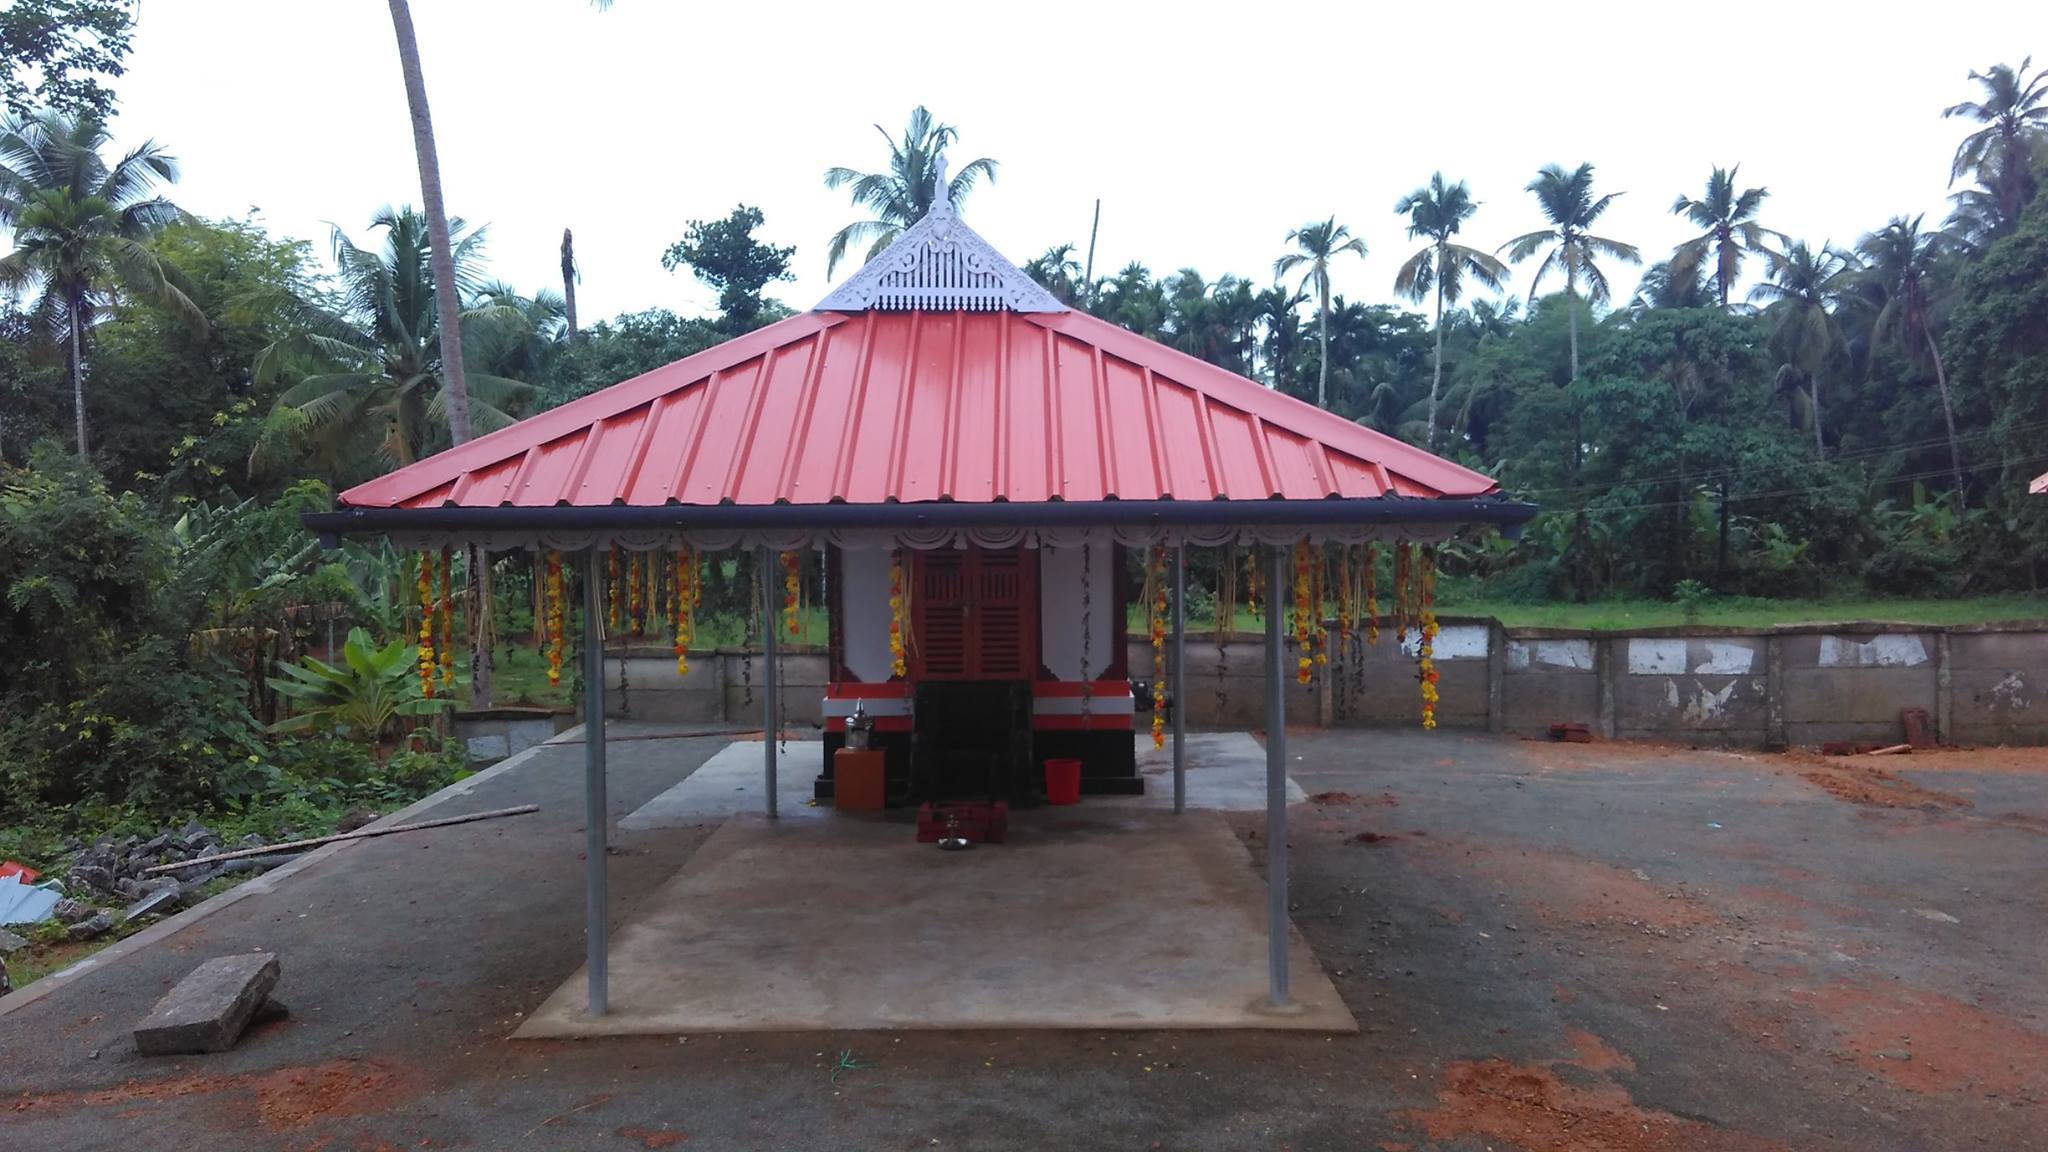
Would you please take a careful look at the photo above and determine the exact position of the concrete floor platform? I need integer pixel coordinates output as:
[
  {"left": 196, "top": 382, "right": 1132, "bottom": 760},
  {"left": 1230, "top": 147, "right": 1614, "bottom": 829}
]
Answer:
[
  {"left": 518, "top": 807, "right": 1355, "bottom": 1036},
  {"left": 619, "top": 738, "right": 825, "bottom": 829},
  {"left": 1120, "top": 731, "right": 1309, "bottom": 810}
]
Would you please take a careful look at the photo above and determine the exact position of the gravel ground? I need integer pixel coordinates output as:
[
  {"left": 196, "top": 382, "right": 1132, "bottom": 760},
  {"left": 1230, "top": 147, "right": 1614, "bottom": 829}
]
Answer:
[{"left": 2, "top": 727, "right": 2043, "bottom": 1151}]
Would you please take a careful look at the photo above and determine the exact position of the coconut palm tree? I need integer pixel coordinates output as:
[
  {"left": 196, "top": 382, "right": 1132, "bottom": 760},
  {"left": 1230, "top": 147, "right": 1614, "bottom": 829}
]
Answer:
[
  {"left": 1394, "top": 173, "right": 1507, "bottom": 446},
  {"left": 823, "top": 106, "right": 997, "bottom": 278},
  {"left": 1630, "top": 259, "right": 1717, "bottom": 311},
  {"left": 1856, "top": 216, "right": 1964, "bottom": 503},
  {"left": 1501, "top": 163, "right": 1640, "bottom": 381},
  {"left": 1748, "top": 241, "right": 1856, "bottom": 453},
  {"left": 1022, "top": 244, "right": 1085, "bottom": 305},
  {"left": 1941, "top": 57, "right": 2048, "bottom": 238},
  {"left": 1670, "top": 165, "right": 1780, "bottom": 307},
  {"left": 0, "top": 110, "right": 205, "bottom": 458},
  {"left": 253, "top": 207, "right": 536, "bottom": 472},
  {"left": 1275, "top": 217, "right": 1367, "bottom": 408}
]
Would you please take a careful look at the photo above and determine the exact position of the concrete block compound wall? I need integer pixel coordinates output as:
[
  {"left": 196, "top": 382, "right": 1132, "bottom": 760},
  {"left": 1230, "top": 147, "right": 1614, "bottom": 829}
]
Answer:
[{"left": 595, "top": 624, "right": 2048, "bottom": 749}]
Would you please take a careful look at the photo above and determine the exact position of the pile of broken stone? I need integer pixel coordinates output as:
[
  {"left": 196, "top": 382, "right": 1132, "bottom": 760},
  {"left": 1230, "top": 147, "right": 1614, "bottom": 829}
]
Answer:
[{"left": 47, "top": 821, "right": 304, "bottom": 942}]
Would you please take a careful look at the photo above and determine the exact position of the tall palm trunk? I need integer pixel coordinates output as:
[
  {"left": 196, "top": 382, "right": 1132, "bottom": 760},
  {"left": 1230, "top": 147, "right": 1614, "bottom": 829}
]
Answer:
[
  {"left": 1926, "top": 332, "right": 1965, "bottom": 507},
  {"left": 561, "top": 228, "right": 579, "bottom": 339},
  {"left": 1427, "top": 264, "right": 1445, "bottom": 448},
  {"left": 385, "top": 0, "right": 471, "bottom": 448},
  {"left": 1316, "top": 279, "right": 1330, "bottom": 409},
  {"left": 387, "top": 0, "right": 489, "bottom": 705},
  {"left": 69, "top": 295, "right": 87, "bottom": 457},
  {"left": 1565, "top": 266, "right": 1581, "bottom": 382}
]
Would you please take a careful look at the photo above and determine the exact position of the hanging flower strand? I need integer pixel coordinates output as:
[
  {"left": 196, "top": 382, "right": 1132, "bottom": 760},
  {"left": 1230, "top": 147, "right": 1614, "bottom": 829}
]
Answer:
[
  {"left": 1148, "top": 543, "right": 1168, "bottom": 749},
  {"left": 887, "top": 550, "right": 908, "bottom": 678},
  {"left": 781, "top": 551, "right": 802, "bottom": 636},
  {"left": 1313, "top": 546, "right": 1329, "bottom": 667},
  {"left": 438, "top": 545, "right": 455, "bottom": 690},
  {"left": 629, "top": 550, "right": 645, "bottom": 636},
  {"left": 416, "top": 552, "right": 437, "bottom": 699},
  {"left": 1419, "top": 546, "right": 1440, "bottom": 730},
  {"left": 1365, "top": 543, "right": 1380, "bottom": 647},
  {"left": 545, "top": 550, "right": 565, "bottom": 687},
  {"left": 673, "top": 547, "right": 695, "bottom": 676},
  {"left": 1292, "top": 541, "right": 1313, "bottom": 685}
]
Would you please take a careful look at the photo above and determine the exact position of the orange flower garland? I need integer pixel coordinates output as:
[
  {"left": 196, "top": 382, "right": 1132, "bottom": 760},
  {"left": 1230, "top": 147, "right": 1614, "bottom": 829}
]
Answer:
[
  {"left": 545, "top": 550, "right": 565, "bottom": 687},
  {"left": 1147, "top": 543, "right": 1168, "bottom": 749},
  {"left": 673, "top": 547, "right": 696, "bottom": 676},
  {"left": 437, "top": 545, "right": 455, "bottom": 691},
  {"left": 1365, "top": 543, "right": 1380, "bottom": 646},
  {"left": 1393, "top": 542, "right": 1412, "bottom": 647},
  {"left": 416, "top": 552, "right": 436, "bottom": 699},
  {"left": 1292, "top": 541, "right": 1313, "bottom": 685},
  {"left": 781, "top": 551, "right": 802, "bottom": 636},
  {"left": 1335, "top": 546, "right": 1353, "bottom": 646},
  {"left": 887, "top": 551, "right": 908, "bottom": 678},
  {"left": 629, "top": 551, "right": 645, "bottom": 636},
  {"left": 1418, "top": 546, "right": 1439, "bottom": 729},
  {"left": 606, "top": 547, "right": 621, "bottom": 631},
  {"left": 1313, "top": 547, "right": 1329, "bottom": 667}
]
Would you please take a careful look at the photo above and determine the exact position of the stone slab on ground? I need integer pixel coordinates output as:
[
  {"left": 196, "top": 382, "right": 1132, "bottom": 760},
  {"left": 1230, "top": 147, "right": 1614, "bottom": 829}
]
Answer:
[
  {"left": 1119, "top": 731, "right": 1309, "bottom": 810},
  {"left": 518, "top": 807, "right": 1354, "bottom": 1036},
  {"left": 132, "top": 952, "right": 279, "bottom": 1056}
]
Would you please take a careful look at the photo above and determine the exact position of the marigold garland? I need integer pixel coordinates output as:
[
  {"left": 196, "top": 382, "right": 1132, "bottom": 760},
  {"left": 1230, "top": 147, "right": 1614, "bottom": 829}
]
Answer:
[
  {"left": 606, "top": 547, "right": 621, "bottom": 631},
  {"left": 1336, "top": 546, "right": 1353, "bottom": 646},
  {"left": 437, "top": 545, "right": 455, "bottom": 690},
  {"left": 545, "top": 550, "right": 565, "bottom": 687},
  {"left": 1364, "top": 543, "right": 1380, "bottom": 646},
  {"left": 1419, "top": 546, "right": 1440, "bottom": 729},
  {"left": 416, "top": 552, "right": 436, "bottom": 699},
  {"left": 1292, "top": 541, "right": 1313, "bottom": 685},
  {"left": 673, "top": 547, "right": 696, "bottom": 676},
  {"left": 1147, "top": 543, "right": 1168, "bottom": 749},
  {"left": 1393, "top": 542, "right": 1412, "bottom": 647},
  {"left": 629, "top": 550, "right": 645, "bottom": 636},
  {"left": 779, "top": 551, "right": 802, "bottom": 637},
  {"left": 1313, "top": 547, "right": 1329, "bottom": 667},
  {"left": 887, "top": 551, "right": 908, "bottom": 678}
]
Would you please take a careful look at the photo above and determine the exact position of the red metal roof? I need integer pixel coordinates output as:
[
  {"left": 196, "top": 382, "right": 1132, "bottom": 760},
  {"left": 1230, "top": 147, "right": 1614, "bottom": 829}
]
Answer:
[{"left": 338, "top": 308, "right": 1500, "bottom": 512}]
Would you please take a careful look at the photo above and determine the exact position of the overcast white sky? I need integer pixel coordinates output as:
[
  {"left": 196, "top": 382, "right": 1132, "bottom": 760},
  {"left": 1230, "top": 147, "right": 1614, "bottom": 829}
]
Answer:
[{"left": 109, "top": 1, "right": 2035, "bottom": 324}]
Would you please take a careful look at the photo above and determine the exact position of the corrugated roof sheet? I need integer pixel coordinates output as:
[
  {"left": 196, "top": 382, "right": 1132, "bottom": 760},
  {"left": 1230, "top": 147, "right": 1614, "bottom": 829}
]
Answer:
[
  {"left": 338, "top": 308, "right": 1499, "bottom": 512},
  {"left": 2033, "top": 472, "right": 2047, "bottom": 496}
]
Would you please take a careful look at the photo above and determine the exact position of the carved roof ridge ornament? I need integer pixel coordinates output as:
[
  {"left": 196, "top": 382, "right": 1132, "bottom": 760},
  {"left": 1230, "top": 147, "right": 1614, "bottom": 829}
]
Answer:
[{"left": 815, "top": 154, "right": 1067, "bottom": 314}]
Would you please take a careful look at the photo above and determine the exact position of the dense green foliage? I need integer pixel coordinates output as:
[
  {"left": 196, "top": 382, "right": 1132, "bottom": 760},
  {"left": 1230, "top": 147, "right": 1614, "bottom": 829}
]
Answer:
[{"left": 0, "top": 0, "right": 133, "bottom": 120}]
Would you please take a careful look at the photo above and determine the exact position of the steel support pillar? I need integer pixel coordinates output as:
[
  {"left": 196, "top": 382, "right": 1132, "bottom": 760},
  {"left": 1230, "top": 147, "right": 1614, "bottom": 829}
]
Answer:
[
  {"left": 581, "top": 549, "right": 609, "bottom": 1017},
  {"left": 1264, "top": 546, "right": 1290, "bottom": 1008},
  {"left": 759, "top": 547, "right": 779, "bottom": 819}
]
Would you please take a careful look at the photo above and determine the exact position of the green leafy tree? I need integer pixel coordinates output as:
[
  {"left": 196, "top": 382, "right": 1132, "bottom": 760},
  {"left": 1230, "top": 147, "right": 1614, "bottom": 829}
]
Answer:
[
  {"left": 1748, "top": 241, "right": 1856, "bottom": 453},
  {"left": 1632, "top": 259, "right": 1716, "bottom": 311},
  {"left": 1502, "top": 162, "right": 1640, "bottom": 381},
  {"left": 1941, "top": 57, "right": 2047, "bottom": 241},
  {"left": 1022, "top": 244, "right": 1085, "bottom": 306},
  {"left": 253, "top": 206, "right": 536, "bottom": 475},
  {"left": 0, "top": 110, "right": 205, "bottom": 458},
  {"left": 660, "top": 204, "right": 796, "bottom": 333},
  {"left": 1855, "top": 215, "right": 1965, "bottom": 503},
  {"left": 537, "top": 307, "right": 721, "bottom": 409},
  {"left": 0, "top": 0, "right": 134, "bottom": 120},
  {"left": 823, "top": 106, "right": 997, "bottom": 277},
  {"left": 1275, "top": 217, "right": 1367, "bottom": 409},
  {"left": 1394, "top": 173, "right": 1507, "bottom": 445},
  {"left": 1670, "top": 165, "right": 1780, "bottom": 307}
]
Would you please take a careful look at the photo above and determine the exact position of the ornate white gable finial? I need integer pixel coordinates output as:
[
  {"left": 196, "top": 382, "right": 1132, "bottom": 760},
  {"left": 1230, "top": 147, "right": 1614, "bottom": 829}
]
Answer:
[{"left": 815, "top": 153, "right": 1066, "bottom": 314}]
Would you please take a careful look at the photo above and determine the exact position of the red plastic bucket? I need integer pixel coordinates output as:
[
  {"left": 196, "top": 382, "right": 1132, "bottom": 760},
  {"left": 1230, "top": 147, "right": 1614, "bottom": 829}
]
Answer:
[{"left": 1043, "top": 758, "right": 1083, "bottom": 806}]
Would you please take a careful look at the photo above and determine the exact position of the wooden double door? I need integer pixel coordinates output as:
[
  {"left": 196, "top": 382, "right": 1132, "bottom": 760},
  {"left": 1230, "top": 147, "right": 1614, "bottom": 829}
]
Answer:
[{"left": 910, "top": 548, "right": 1037, "bottom": 681}]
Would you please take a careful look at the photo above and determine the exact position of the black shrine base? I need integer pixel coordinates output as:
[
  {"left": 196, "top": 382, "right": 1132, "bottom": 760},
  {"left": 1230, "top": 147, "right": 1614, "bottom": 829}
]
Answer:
[{"left": 815, "top": 710, "right": 1142, "bottom": 805}]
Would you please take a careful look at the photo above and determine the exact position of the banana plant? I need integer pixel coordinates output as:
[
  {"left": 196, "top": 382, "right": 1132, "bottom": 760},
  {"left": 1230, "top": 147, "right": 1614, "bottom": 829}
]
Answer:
[{"left": 269, "top": 627, "right": 447, "bottom": 748}]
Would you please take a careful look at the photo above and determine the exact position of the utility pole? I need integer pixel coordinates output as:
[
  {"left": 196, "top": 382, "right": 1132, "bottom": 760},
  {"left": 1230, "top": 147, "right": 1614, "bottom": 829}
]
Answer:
[{"left": 1082, "top": 198, "right": 1101, "bottom": 307}]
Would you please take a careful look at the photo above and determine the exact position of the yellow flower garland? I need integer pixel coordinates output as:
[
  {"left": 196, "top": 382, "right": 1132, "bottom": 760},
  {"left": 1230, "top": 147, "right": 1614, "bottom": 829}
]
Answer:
[
  {"left": 1365, "top": 543, "right": 1380, "bottom": 646},
  {"left": 1147, "top": 543, "right": 1167, "bottom": 749},
  {"left": 629, "top": 550, "right": 645, "bottom": 636},
  {"left": 782, "top": 551, "right": 802, "bottom": 637},
  {"left": 416, "top": 552, "right": 436, "bottom": 699},
  {"left": 1292, "top": 541, "right": 1313, "bottom": 685},
  {"left": 887, "top": 551, "right": 908, "bottom": 678},
  {"left": 1419, "top": 547, "right": 1439, "bottom": 729},
  {"left": 673, "top": 547, "right": 695, "bottom": 676},
  {"left": 545, "top": 550, "right": 565, "bottom": 687}
]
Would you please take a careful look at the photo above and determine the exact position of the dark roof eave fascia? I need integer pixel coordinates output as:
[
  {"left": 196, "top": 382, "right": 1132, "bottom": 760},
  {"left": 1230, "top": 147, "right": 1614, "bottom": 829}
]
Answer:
[{"left": 303, "top": 497, "right": 1537, "bottom": 545}]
